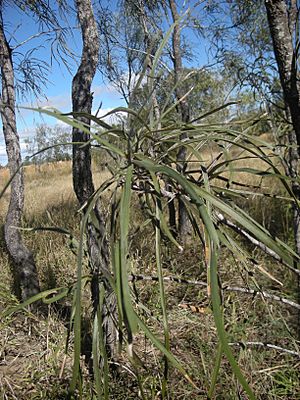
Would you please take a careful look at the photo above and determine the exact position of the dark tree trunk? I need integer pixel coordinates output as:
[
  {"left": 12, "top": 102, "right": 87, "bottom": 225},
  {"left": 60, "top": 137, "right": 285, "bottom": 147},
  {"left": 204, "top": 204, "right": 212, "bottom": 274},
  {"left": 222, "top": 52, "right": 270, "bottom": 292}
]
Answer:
[
  {"left": 72, "top": 0, "right": 117, "bottom": 359},
  {"left": 169, "top": 0, "right": 190, "bottom": 240},
  {"left": 0, "top": 20, "right": 40, "bottom": 301},
  {"left": 72, "top": 0, "right": 98, "bottom": 204}
]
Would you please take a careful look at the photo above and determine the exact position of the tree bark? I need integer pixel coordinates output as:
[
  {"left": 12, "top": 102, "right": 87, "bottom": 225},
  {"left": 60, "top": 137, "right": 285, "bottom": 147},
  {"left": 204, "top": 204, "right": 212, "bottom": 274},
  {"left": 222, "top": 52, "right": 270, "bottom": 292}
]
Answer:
[
  {"left": 169, "top": 0, "right": 190, "bottom": 240},
  {"left": 264, "top": 0, "right": 300, "bottom": 336},
  {"left": 0, "top": 20, "right": 40, "bottom": 301},
  {"left": 264, "top": 0, "right": 300, "bottom": 250},
  {"left": 265, "top": 0, "right": 300, "bottom": 150},
  {"left": 72, "top": 0, "right": 99, "bottom": 204},
  {"left": 72, "top": 0, "right": 117, "bottom": 359}
]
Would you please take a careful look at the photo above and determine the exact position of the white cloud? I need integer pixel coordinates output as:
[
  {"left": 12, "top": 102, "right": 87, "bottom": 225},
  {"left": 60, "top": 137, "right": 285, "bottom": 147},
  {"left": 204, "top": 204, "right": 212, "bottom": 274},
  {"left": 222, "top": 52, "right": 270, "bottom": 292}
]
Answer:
[
  {"left": 35, "top": 93, "right": 71, "bottom": 110},
  {"left": 92, "top": 83, "right": 121, "bottom": 97}
]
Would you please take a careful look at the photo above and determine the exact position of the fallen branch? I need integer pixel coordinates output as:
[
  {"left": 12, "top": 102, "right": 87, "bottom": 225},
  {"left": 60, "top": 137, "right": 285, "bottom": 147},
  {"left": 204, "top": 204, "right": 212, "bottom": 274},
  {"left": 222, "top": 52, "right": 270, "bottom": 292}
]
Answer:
[
  {"left": 223, "top": 284, "right": 300, "bottom": 310},
  {"left": 215, "top": 211, "right": 300, "bottom": 276},
  {"left": 229, "top": 341, "right": 300, "bottom": 358},
  {"left": 128, "top": 273, "right": 207, "bottom": 287},
  {"left": 128, "top": 274, "right": 300, "bottom": 310}
]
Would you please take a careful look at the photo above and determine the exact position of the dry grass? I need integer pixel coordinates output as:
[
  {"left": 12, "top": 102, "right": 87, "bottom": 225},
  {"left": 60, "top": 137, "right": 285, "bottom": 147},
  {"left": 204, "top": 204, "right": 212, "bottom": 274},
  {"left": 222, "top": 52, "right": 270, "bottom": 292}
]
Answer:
[
  {"left": 0, "top": 161, "right": 111, "bottom": 220},
  {"left": 0, "top": 156, "right": 299, "bottom": 399},
  {"left": 0, "top": 305, "right": 75, "bottom": 399}
]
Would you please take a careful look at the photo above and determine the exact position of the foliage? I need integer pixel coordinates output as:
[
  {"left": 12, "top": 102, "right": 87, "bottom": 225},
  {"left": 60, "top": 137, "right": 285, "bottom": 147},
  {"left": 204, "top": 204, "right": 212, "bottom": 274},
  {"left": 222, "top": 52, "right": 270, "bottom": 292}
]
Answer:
[
  {"left": 25, "top": 123, "right": 72, "bottom": 164},
  {"left": 2, "top": 1, "right": 72, "bottom": 100},
  {"left": 204, "top": 0, "right": 280, "bottom": 105},
  {"left": 131, "top": 67, "right": 233, "bottom": 124}
]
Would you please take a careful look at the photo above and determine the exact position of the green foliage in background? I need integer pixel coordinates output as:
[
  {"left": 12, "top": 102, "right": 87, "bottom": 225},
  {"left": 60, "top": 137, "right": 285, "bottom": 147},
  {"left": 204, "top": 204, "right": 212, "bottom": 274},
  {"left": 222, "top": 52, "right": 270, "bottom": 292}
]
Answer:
[{"left": 25, "top": 123, "right": 72, "bottom": 164}]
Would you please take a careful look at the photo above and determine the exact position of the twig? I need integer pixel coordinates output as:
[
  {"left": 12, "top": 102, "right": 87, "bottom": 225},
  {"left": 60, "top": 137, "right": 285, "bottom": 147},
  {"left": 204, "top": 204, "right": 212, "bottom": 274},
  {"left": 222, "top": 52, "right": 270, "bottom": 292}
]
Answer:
[
  {"left": 223, "top": 284, "right": 300, "bottom": 310},
  {"left": 215, "top": 211, "right": 300, "bottom": 276},
  {"left": 59, "top": 354, "right": 67, "bottom": 379},
  {"left": 3, "top": 377, "right": 18, "bottom": 400},
  {"left": 229, "top": 341, "right": 300, "bottom": 358},
  {"left": 128, "top": 274, "right": 300, "bottom": 310},
  {"left": 128, "top": 273, "right": 207, "bottom": 287},
  {"left": 12, "top": 27, "right": 77, "bottom": 50}
]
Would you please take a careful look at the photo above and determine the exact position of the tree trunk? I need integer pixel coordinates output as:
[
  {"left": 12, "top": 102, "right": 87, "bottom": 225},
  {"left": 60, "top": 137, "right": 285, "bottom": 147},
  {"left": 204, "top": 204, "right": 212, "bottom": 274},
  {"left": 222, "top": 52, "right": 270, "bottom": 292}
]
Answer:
[
  {"left": 265, "top": 0, "right": 300, "bottom": 336},
  {"left": 0, "top": 20, "right": 40, "bottom": 301},
  {"left": 72, "top": 0, "right": 117, "bottom": 359},
  {"left": 265, "top": 0, "right": 300, "bottom": 150},
  {"left": 264, "top": 0, "right": 300, "bottom": 250},
  {"left": 72, "top": 0, "right": 98, "bottom": 204},
  {"left": 169, "top": 0, "right": 190, "bottom": 240}
]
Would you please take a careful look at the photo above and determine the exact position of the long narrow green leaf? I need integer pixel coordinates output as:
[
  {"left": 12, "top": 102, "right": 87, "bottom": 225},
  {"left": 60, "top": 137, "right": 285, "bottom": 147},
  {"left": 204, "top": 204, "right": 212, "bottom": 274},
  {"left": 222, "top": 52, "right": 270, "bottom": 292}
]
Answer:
[
  {"left": 119, "top": 165, "right": 138, "bottom": 333},
  {"left": 208, "top": 343, "right": 223, "bottom": 399},
  {"left": 209, "top": 244, "right": 256, "bottom": 399},
  {"left": 149, "top": 22, "right": 176, "bottom": 83},
  {"left": 22, "top": 107, "right": 126, "bottom": 157},
  {"left": 113, "top": 241, "right": 124, "bottom": 326},
  {"left": 133, "top": 156, "right": 219, "bottom": 246},
  {"left": 193, "top": 186, "right": 299, "bottom": 267},
  {"left": 98, "top": 284, "right": 109, "bottom": 399},
  {"left": 92, "top": 313, "right": 103, "bottom": 399},
  {"left": 3, "top": 287, "right": 69, "bottom": 316},
  {"left": 190, "top": 101, "right": 239, "bottom": 124},
  {"left": 151, "top": 172, "right": 170, "bottom": 397},
  {"left": 69, "top": 211, "right": 89, "bottom": 393}
]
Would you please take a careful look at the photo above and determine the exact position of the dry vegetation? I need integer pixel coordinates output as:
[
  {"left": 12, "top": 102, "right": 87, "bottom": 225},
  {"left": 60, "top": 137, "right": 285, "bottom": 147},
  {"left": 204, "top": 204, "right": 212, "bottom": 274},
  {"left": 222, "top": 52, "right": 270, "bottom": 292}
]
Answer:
[{"left": 0, "top": 157, "right": 299, "bottom": 399}]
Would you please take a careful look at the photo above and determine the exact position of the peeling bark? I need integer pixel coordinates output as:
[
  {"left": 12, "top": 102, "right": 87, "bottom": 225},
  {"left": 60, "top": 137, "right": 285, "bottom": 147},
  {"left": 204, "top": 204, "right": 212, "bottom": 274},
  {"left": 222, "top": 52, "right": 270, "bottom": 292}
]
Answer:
[
  {"left": 72, "top": 0, "right": 117, "bottom": 359},
  {"left": 0, "top": 20, "right": 40, "bottom": 301}
]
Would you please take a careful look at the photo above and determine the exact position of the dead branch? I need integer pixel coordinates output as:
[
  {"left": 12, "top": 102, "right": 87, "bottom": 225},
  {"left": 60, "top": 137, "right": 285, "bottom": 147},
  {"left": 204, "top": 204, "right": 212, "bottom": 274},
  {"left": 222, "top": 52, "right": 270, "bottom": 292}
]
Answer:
[
  {"left": 128, "top": 274, "right": 300, "bottom": 310},
  {"left": 215, "top": 211, "right": 300, "bottom": 276},
  {"left": 229, "top": 341, "right": 300, "bottom": 358}
]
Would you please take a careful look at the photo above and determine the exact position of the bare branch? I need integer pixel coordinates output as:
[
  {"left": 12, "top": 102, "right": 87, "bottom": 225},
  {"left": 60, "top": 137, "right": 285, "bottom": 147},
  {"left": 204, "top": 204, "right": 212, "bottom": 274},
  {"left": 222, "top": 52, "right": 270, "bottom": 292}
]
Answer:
[
  {"left": 229, "top": 341, "right": 300, "bottom": 358},
  {"left": 128, "top": 274, "right": 300, "bottom": 310},
  {"left": 223, "top": 284, "right": 300, "bottom": 310},
  {"left": 215, "top": 211, "right": 300, "bottom": 276}
]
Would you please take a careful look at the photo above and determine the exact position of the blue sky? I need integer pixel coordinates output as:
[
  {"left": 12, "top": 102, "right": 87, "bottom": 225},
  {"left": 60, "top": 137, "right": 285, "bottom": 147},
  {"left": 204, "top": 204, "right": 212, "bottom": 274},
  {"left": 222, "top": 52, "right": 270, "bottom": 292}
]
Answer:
[{"left": 0, "top": 0, "right": 209, "bottom": 165}]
